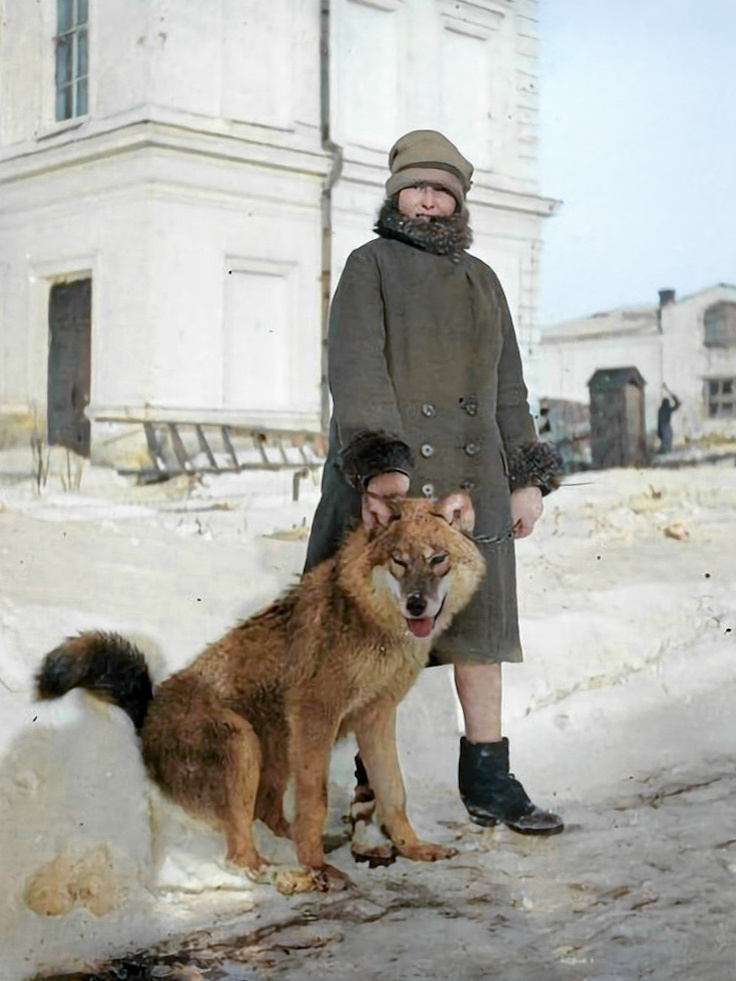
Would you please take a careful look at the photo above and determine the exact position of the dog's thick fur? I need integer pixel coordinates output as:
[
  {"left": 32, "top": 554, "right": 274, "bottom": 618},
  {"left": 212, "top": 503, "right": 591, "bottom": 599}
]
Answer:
[{"left": 36, "top": 494, "right": 485, "bottom": 891}]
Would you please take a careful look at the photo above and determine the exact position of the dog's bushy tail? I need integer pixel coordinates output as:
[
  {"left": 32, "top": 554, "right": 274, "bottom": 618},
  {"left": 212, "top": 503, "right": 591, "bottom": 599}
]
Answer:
[{"left": 36, "top": 632, "right": 153, "bottom": 731}]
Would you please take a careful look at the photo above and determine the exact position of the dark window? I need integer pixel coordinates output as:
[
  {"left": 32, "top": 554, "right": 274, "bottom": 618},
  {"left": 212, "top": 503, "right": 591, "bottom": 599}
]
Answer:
[
  {"left": 705, "top": 378, "right": 736, "bottom": 419},
  {"left": 704, "top": 302, "right": 736, "bottom": 348},
  {"left": 55, "top": 0, "right": 88, "bottom": 121}
]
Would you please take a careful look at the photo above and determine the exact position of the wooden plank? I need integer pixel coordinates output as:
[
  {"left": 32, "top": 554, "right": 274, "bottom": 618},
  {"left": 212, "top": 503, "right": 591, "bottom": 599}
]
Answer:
[
  {"left": 168, "top": 423, "right": 193, "bottom": 472},
  {"left": 143, "top": 422, "right": 168, "bottom": 475},
  {"left": 195, "top": 425, "right": 219, "bottom": 470},
  {"left": 221, "top": 425, "right": 240, "bottom": 468}
]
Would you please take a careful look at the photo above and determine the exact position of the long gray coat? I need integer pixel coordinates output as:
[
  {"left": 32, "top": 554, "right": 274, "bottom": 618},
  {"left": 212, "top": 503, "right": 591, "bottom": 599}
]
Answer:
[{"left": 306, "top": 235, "right": 551, "bottom": 664}]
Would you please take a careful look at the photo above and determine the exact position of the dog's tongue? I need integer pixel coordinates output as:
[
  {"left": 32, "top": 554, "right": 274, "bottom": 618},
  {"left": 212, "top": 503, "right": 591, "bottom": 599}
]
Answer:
[{"left": 406, "top": 617, "right": 434, "bottom": 638}]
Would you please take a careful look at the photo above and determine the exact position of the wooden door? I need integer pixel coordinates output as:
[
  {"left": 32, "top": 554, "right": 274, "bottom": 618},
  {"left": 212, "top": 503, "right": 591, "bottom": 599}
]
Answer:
[{"left": 47, "top": 278, "right": 91, "bottom": 456}]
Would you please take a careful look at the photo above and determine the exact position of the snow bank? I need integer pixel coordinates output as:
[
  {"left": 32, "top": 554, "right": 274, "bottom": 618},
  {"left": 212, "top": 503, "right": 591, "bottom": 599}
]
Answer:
[{"left": 1, "top": 459, "right": 735, "bottom": 978}]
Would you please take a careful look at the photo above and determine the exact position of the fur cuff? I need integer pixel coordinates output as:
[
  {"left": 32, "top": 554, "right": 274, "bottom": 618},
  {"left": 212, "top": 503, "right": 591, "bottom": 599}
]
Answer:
[
  {"left": 507, "top": 441, "right": 562, "bottom": 496},
  {"left": 338, "top": 430, "right": 412, "bottom": 491}
]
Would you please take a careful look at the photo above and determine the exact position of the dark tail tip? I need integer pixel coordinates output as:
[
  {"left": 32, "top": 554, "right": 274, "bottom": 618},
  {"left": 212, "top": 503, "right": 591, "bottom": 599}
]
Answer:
[
  {"left": 36, "top": 648, "right": 81, "bottom": 700},
  {"left": 36, "top": 632, "right": 153, "bottom": 730}
]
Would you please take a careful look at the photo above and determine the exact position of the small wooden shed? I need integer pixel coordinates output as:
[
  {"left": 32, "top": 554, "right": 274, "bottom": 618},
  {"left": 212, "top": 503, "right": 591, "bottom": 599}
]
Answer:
[{"left": 588, "top": 367, "right": 648, "bottom": 468}]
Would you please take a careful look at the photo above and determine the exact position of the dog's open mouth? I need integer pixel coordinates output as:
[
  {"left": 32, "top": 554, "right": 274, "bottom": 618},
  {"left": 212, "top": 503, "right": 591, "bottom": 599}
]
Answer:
[{"left": 404, "top": 599, "right": 445, "bottom": 639}]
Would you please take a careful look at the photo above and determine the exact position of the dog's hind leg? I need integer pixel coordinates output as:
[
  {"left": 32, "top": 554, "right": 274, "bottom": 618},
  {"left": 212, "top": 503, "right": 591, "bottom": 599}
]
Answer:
[
  {"left": 219, "top": 710, "right": 265, "bottom": 874},
  {"left": 254, "top": 722, "right": 291, "bottom": 838},
  {"left": 143, "top": 687, "right": 266, "bottom": 876}
]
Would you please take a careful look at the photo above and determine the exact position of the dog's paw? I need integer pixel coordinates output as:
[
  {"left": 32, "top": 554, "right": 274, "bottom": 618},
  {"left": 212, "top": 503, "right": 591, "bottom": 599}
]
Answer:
[
  {"left": 244, "top": 863, "right": 271, "bottom": 885},
  {"left": 395, "top": 841, "right": 458, "bottom": 863},
  {"left": 351, "top": 840, "right": 397, "bottom": 868},
  {"left": 274, "top": 864, "right": 352, "bottom": 895},
  {"left": 273, "top": 867, "right": 319, "bottom": 895},
  {"left": 350, "top": 816, "right": 396, "bottom": 867},
  {"left": 313, "top": 863, "right": 352, "bottom": 892},
  {"left": 225, "top": 846, "right": 267, "bottom": 880}
]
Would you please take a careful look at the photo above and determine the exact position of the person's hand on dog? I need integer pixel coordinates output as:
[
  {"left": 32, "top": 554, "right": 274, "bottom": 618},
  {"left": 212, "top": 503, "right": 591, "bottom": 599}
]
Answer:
[
  {"left": 366, "top": 471, "right": 410, "bottom": 498},
  {"left": 510, "top": 485, "right": 543, "bottom": 538},
  {"left": 431, "top": 492, "right": 476, "bottom": 534},
  {"left": 363, "top": 471, "right": 410, "bottom": 530}
]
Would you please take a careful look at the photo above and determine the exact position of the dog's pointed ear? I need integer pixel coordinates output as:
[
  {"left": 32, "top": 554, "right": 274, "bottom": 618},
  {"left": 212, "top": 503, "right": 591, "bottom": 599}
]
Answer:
[
  {"left": 431, "top": 492, "right": 476, "bottom": 534},
  {"left": 362, "top": 492, "right": 402, "bottom": 535}
]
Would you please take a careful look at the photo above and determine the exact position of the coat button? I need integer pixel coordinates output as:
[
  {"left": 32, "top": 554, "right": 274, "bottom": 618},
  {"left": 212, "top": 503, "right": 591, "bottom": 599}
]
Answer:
[
  {"left": 422, "top": 482, "right": 435, "bottom": 498},
  {"left": 421, "top": 402, "right": 436, "bottom": 418},
  {"left": 462, "top": 479, "right": 476, "bottom": 491},
  {"left": 460, "top": 395, "right": 478, "bottom": 416},
  {"left": 464, "top": 442, "right": 480, "bottom": 456},
  {"left": 420, "top": 443, "right": 434, "bottom": 458}
]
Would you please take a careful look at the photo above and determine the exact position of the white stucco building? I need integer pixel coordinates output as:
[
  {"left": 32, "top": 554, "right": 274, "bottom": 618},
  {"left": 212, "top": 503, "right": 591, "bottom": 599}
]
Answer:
[
  {"left": 0, "top": 0, "right": 555, "bottom": 475},
  {"left": 536, "top": 285, "right": 736, "bottom": 446}
]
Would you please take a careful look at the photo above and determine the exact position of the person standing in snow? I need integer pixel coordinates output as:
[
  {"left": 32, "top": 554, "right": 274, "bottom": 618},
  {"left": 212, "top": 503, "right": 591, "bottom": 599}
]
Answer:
[
  {"left": 305, "top": 130, "right": 563, "bottom": 835},
  {"left": 657, "top": 385, "right": 680, "bottom": 454}
]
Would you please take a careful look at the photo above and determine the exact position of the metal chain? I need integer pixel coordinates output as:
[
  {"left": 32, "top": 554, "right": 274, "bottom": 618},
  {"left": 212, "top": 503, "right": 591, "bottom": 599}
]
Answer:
[{"left": 472, "top": 528, "right": 515, "bottom": 547}]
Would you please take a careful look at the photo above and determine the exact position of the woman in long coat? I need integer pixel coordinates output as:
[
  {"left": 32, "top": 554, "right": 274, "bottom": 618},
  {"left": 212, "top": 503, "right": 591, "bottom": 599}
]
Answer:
[{"left": 306, "top": 130, "right": 563, "bottom": 835}]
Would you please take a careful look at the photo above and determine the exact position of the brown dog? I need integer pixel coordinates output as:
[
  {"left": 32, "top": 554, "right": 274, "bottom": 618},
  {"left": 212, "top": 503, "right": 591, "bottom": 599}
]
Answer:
[{"left": 36, "top": 493, "right": 485, "bottom": 891}]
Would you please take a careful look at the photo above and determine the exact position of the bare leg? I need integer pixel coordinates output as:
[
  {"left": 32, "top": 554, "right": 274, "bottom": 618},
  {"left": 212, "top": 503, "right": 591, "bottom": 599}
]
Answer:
[{"left": 453, "top": 662, "right": 502, "bottom": 742}]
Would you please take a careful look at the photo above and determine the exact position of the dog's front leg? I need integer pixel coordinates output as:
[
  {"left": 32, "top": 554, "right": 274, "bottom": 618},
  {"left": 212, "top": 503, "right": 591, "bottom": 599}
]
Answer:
[
  {"left": 286, "top": 703, "right": 350, "bottom": 891},
  {"left": 354, "top": 701, "right": 457, "bottom": 863}
]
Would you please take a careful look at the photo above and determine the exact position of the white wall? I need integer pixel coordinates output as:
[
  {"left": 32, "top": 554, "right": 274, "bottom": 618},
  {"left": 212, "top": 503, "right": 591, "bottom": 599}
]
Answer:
[
  {"left": 332, "top": 0, "right": 541, "bottom": 193},
  {"left": 0, "top": 0, "right": 553, "bottom": 465},
  {"left": 143, "top": 177, "right": 322, "bottom": 427},
  {"left": 538, "top": 333, "right": 662, "bottom": 434},
  {"left": 0, "top": 0, "right": 326, "bottom": 456},
  {"left": 0, "top": 175, "right": 152, "bottom": 412},
  {"left": 661, "top": 287, "right": 736, "bottom": 439},
  {"left": 0, "top": 0, "right": 320, "bottom": 143},
  {"left": 0, "top": 155, "right": 323, "bottom": 428},
  {"left": 536, "top": 286, "right": 736, "bottom": 443}
]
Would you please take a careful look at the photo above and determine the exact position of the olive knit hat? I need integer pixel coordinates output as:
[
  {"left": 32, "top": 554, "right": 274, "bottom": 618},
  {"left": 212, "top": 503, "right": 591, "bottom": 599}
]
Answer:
[{"left": 385, "top": 130, "right": 474, "bottom": 204}]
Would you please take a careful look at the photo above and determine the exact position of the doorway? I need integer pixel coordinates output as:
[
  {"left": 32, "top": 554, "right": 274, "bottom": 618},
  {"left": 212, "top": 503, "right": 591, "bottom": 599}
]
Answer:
[{"left": 47, "top": 278, "right": 92, "bottom": 457}]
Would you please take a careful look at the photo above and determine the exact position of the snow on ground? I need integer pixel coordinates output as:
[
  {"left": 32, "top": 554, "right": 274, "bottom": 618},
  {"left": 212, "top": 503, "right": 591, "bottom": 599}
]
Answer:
[{"left": 0, "top": 449, "right": 735, "bottom": 980}]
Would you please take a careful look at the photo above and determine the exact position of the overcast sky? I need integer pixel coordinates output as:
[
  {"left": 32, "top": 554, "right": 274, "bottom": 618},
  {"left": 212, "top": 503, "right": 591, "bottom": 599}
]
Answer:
[{"left": 537, "top": 0, "right": 736, "bottom": 327}]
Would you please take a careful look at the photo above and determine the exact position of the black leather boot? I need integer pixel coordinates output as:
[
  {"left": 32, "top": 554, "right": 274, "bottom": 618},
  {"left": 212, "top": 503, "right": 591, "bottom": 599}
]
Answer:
[{"left": 458, "top": 737, "right": 564, "bottom": 835}]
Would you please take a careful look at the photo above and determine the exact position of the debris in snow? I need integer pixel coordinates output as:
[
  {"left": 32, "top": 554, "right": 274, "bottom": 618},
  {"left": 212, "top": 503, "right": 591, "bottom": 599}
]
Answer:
[
  {"left": 24, "top": 846, "right": 117, "bottom": 917},
  {"left": 664, "top": 522, "right": 690, "bottom": 540}
]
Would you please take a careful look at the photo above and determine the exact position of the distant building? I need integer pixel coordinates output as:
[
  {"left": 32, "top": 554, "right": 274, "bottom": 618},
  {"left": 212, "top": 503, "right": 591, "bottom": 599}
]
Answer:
[
  {"left": 536, "top": 285, "right": 736, "bottom": 448},
  {"left": 0, "top": 0, "right": 555, "bottom": 476}
]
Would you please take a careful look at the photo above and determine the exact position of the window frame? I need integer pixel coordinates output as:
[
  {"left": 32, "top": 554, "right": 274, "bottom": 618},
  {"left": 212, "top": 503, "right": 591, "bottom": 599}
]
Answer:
[
  {"left": 703, "top": 301, "right": 736, "bottom": 349},
  {"left": 54, "top": 0, "right": 89, "bottom": 122},
  {"left": 705, "top": 377, "right": 736, "bottom": 419}
]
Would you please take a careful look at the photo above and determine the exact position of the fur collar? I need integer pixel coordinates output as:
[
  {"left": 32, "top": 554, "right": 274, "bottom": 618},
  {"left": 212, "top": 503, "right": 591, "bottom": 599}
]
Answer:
[{"left": 374, "top": 197, "right": 473, "bottom": 261}]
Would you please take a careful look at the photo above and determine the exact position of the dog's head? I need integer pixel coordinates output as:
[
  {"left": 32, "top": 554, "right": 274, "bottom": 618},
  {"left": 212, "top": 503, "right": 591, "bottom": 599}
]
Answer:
[{"left": 341, "top": 493, "right": 486, "bottom": 642}]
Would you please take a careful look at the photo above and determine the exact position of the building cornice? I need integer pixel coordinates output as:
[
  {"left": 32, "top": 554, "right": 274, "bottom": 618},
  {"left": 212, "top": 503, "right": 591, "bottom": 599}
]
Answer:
[
  {"left": 0, "top": 107, "right": 558, "bottom": 218},
  {"left": 337, "top": 152, "right": 558, "bottom": 218},
  {"left": 540, "top": 326, "right": 662, "bottom": 346},
  {"left": 0, "top": 107, "right": 331, "bottom": 188}
]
